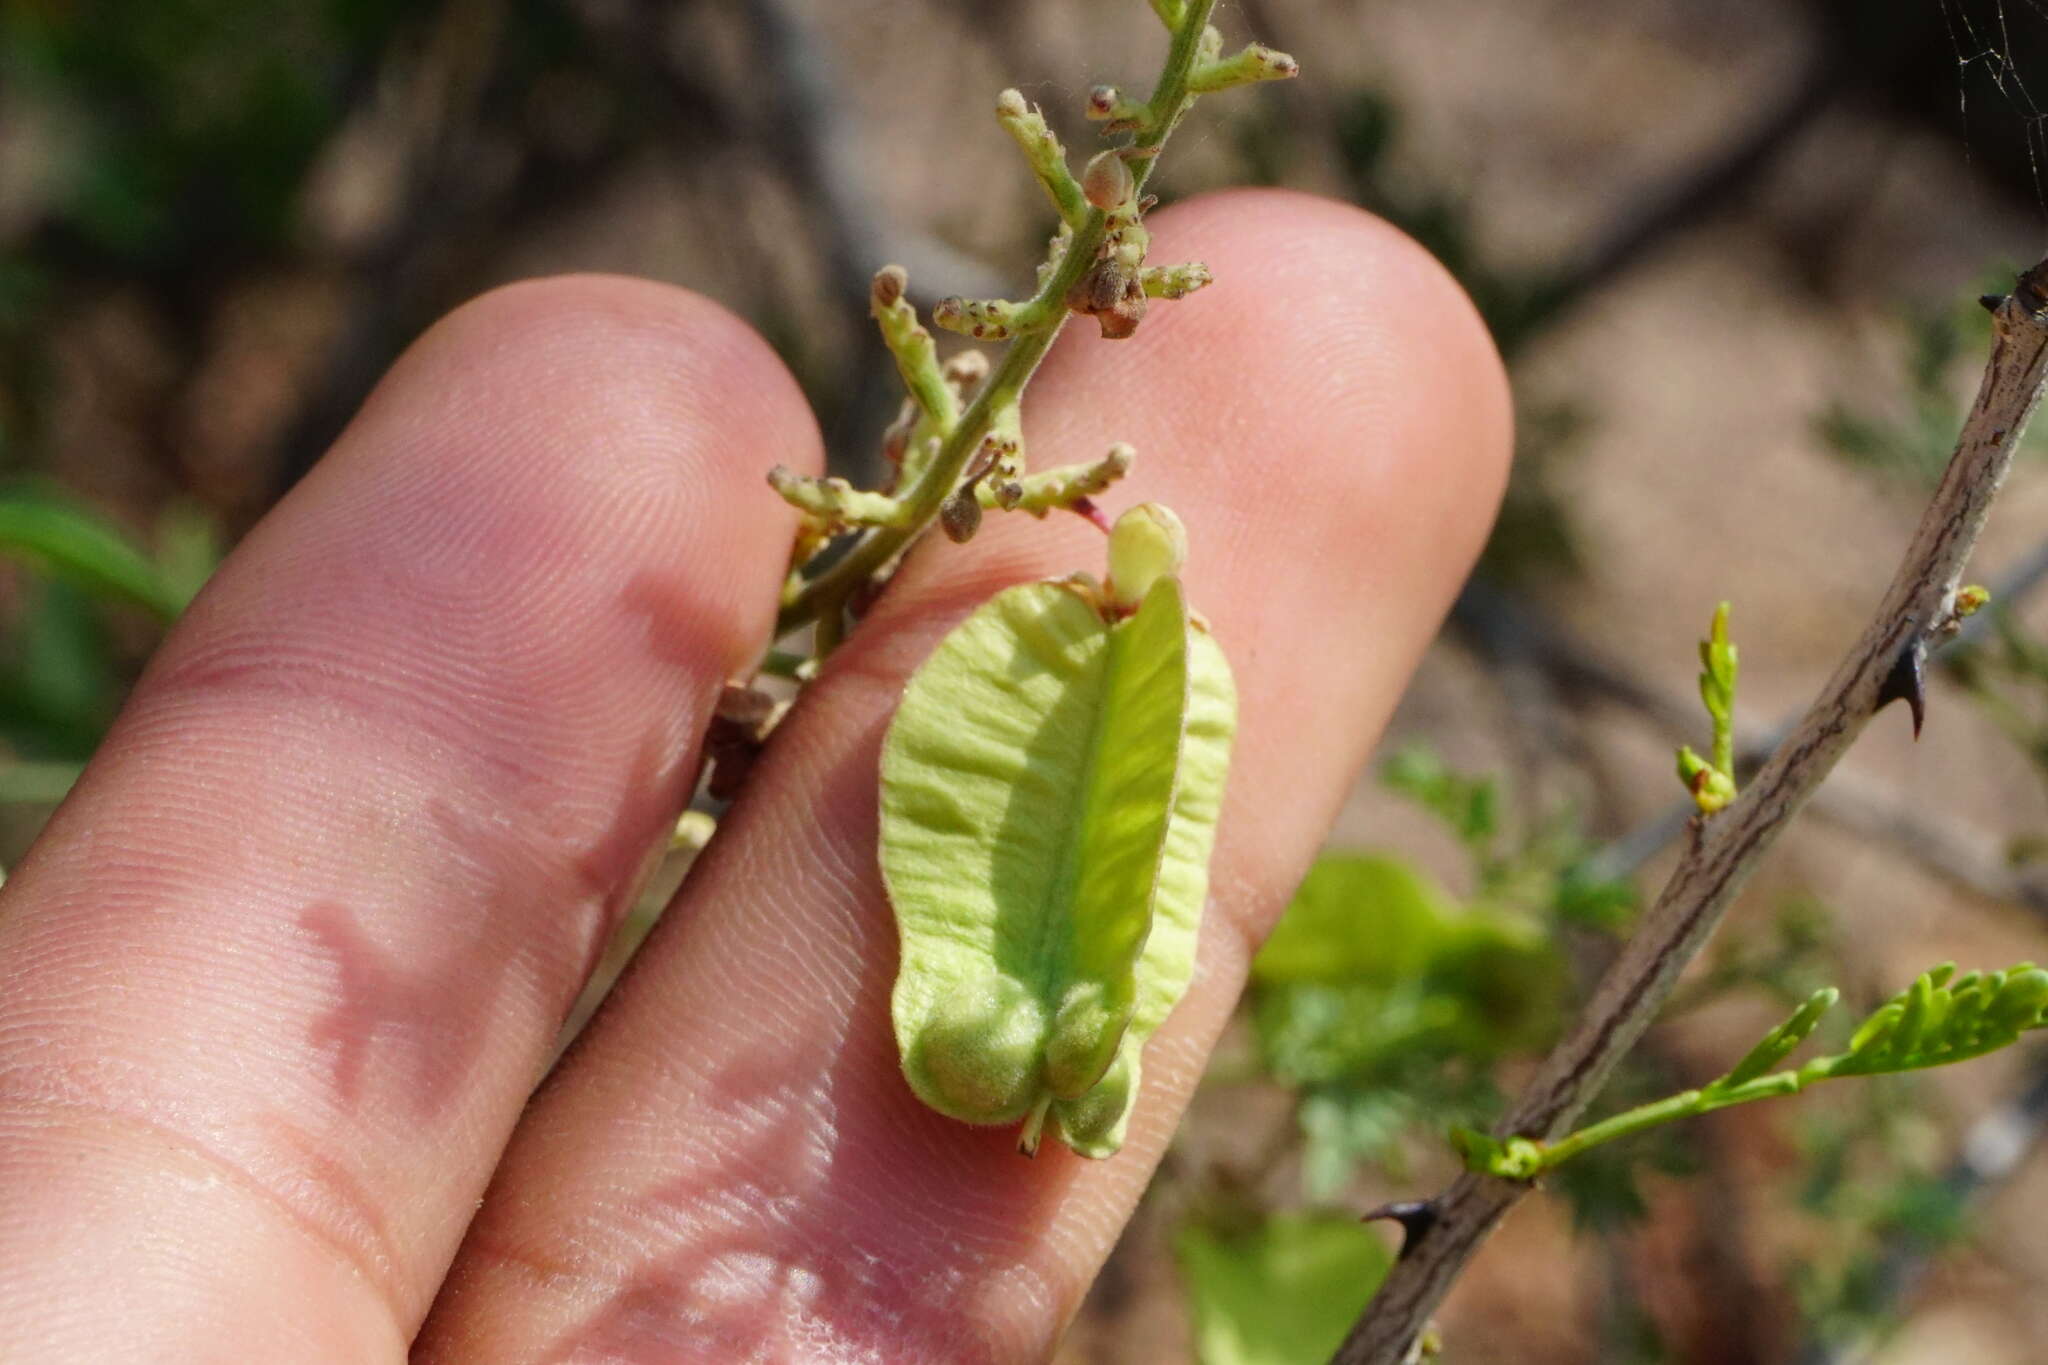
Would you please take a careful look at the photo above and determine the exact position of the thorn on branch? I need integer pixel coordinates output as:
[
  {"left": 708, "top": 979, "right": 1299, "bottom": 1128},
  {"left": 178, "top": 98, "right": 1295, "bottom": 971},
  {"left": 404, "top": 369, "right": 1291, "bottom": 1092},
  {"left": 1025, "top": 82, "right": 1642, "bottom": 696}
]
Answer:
[
  {"left": 1338, "top": 245, "right": 2048, "bottom": 1365},
  {"left": 1877, "top": 640, "right": 1929, "bottom": 739},
  {"left": 1362, "top": 1199, "right": 1441, "bottom": 1259}
]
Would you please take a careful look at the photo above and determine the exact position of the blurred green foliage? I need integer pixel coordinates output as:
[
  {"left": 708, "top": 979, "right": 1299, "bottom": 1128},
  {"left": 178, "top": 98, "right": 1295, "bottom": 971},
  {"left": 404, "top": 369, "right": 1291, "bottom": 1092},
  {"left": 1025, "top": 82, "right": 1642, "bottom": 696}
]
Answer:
[
  {"left": 1816, "top": 283, "right": 2048, "bottom": 488},
  {"left": 0, "top": 486, "right": 214, "bottom": 799},
  {"left": 1, "top": 576, "right": 118, "bottom": 762},
  {"left": 1790, "top": 1075, "right": 1962, "bottom": 1352},
  {"left": 1241, "top": 750, "right": 1636, "bottom": 1195},
  {"left": 1, "top": 0, "right": 409, "bottom": 265},
  {"left": 1175, "top": 1211, "right": 1391, "bottom": 1365},
  {"left": 0, "top": 0, "right": 352, "bottom": 805},
  {"left": 1250, "top": 852, "right": 1561, "bottom": 1191}
]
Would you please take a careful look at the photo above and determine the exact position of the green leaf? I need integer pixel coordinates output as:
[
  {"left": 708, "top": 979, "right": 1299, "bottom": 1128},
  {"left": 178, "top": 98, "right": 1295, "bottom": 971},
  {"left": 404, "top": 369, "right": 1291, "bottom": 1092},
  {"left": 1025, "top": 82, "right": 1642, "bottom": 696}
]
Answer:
[
  {"left": 1499, "top": 962, "right": 2048, "bottom": 1186},
  {"left": 882, "top": 573, "right": 1236, "bottom": 1157},
  {"left": 1829, "top": 962, "right": 2048, "bottom": 1077},
  {"left": 0, "top": 488, "right": 185, "bottom": 621},
  {"left": 1175, "top": 1212, "right": 1392, "bottom": 1365},
  {"left": 1718, "top": 987, "right": 1838, "bottom": 1090},
  {"left": 1251, "top": 854, "right": 1460, "bottom": 986}
]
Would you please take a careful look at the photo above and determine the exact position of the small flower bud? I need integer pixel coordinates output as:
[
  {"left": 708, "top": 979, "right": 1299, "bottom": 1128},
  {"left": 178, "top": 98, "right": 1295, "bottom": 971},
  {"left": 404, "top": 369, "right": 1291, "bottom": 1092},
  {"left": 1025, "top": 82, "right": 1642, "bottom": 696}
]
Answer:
[
  {"left": 1956, "top": 583, "right": 1992, "bottom": 618},
  {"left": 996, "top": 88, "right": 1028, "bottom": 119},
  {"left": 1107, "top": 502, "right": 1188, "bottom": 611},
  {"left": 1081, "top": 150, "right": 1134, "bottom": 211},
  {"left": 871, "top": 265, "right": 908, "bottom": 309}
]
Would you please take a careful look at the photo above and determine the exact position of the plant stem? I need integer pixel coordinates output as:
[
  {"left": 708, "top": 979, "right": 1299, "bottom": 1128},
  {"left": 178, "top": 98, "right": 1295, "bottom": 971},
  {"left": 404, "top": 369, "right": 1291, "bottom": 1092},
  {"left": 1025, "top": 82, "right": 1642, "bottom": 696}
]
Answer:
[
  {"left": 1531, "top": 1088, "right": 1707, "bottom": 1170},
  {"left": 1531, "top": 1067, "right": 1812, "bottom": 1173},
  {"left": 774, "top": 0, "right": 1218, "bottom": 640},
  {"left": 1335, "top": 256, "right": 2048, "bottom": 1365}
]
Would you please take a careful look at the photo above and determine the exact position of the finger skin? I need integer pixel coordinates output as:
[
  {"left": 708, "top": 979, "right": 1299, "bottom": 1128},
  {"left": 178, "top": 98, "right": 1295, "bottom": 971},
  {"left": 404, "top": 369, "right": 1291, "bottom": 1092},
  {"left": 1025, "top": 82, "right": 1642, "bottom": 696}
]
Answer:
[
  {"left": 417, "top": 189, "right": 1512, "bottom": 1363},
  {"left": 0, "top": 279, "right": 820, "bottom": 1359}
]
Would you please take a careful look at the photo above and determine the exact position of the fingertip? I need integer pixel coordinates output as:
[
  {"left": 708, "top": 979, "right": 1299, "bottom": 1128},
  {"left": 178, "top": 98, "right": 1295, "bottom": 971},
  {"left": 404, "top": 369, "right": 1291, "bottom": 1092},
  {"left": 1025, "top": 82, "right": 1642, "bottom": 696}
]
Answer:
[
  {"left": 275, "top": 272, "right": 823, "bottom": 670},
  {"left": 1041, "top": 186, "right": 1511, "bottom": 563}
]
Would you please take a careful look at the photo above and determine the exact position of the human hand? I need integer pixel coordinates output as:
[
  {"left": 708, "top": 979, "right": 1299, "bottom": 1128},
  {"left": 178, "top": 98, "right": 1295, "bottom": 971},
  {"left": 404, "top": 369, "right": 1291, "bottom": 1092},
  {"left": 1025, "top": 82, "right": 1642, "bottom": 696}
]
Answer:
[{"left": 0, "top": 190, "right": 1507, "bottom": 1362}]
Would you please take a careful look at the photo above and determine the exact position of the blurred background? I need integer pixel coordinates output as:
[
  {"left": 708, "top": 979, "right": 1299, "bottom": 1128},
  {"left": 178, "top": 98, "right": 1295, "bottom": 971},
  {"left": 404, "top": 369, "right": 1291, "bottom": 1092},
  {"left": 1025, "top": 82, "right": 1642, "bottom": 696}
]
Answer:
[{"left": 5, "top": 1, "right": 2048, "bottom": 1360}]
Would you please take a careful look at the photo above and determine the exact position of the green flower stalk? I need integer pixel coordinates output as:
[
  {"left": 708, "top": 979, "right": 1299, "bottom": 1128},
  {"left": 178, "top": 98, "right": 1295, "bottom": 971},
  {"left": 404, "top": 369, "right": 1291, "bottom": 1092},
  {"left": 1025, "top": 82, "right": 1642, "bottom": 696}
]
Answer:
[
  {"left": 1676, "top": 600, "right": 1739, "bottom": 813},
  {"left": 767, "top": 0, "right": 1295, "bottom": 653}
]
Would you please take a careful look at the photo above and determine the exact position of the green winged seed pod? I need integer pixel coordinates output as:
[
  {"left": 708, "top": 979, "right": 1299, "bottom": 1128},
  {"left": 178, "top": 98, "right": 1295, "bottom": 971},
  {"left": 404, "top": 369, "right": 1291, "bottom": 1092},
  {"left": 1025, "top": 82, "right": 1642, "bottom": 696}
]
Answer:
[{"left": 881, "top": 506, "right": 1236, "bottom": 1158}]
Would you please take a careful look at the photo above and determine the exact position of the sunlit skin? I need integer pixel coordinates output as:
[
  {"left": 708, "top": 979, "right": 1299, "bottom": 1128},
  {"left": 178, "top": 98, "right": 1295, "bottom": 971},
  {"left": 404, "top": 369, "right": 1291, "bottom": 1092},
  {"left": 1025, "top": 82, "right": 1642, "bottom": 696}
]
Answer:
[{"left": 0, "top": 191, "right": 1509, "bottom": 1362}]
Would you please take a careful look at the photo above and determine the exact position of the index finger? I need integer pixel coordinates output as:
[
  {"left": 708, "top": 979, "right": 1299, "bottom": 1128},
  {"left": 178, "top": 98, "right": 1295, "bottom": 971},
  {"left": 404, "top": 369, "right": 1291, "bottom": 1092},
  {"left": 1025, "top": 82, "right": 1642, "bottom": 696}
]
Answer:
[{"left": 0, "top": 278, "right": 821, "bottom": 1358}]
